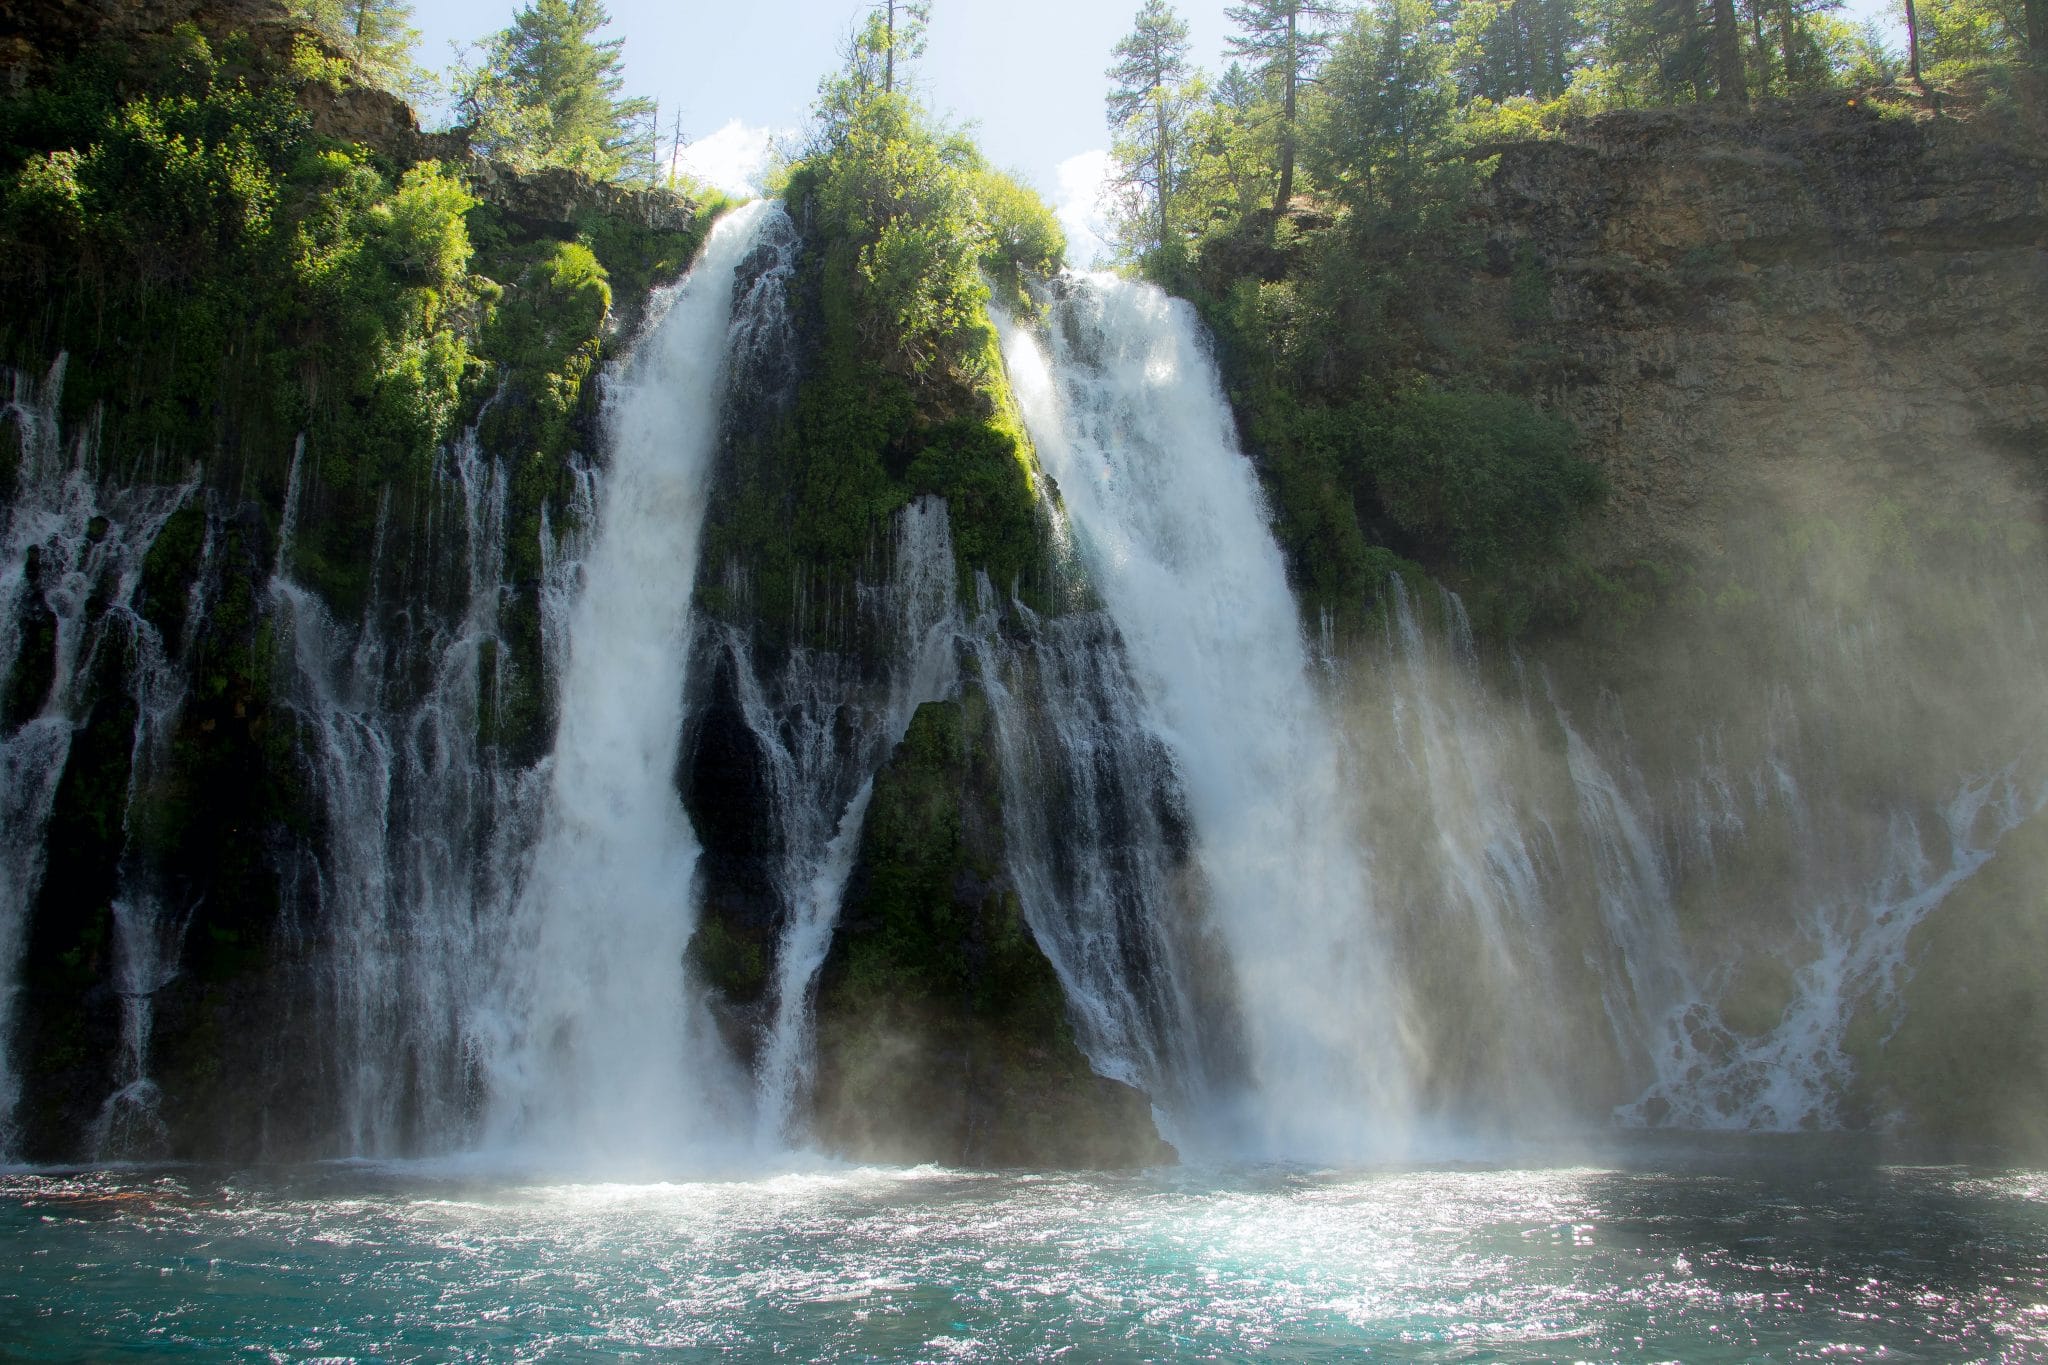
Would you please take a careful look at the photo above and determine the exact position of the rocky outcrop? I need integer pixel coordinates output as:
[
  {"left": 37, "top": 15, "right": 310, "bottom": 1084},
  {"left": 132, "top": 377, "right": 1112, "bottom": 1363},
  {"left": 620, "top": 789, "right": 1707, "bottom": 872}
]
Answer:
[{"left": 1476, "top": 92, "right": 2048, "bottom": 569}]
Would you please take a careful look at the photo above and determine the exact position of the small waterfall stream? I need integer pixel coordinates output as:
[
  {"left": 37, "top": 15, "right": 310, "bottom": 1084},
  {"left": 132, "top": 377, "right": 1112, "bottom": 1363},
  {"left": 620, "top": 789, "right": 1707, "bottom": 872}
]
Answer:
[
  {"left": 970, "top": 583, "right": 1228, "bottom": 1139},
  {"left": 0, "top": 359, "right": 198, "bottom": 1154},
  {"left": 744, "top": 495, "right": 962, "bottom": 1146}
]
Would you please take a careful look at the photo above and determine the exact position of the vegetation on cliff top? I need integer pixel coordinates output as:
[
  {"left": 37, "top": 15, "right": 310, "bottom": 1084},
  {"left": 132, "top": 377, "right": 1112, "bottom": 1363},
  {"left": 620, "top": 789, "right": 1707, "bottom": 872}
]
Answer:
[
  {"left": 696, "top": 24, "right": 1066, "bottom": 645},
  {"left": 1101, "top": 0, "right": 2041, "bottom": 636}
]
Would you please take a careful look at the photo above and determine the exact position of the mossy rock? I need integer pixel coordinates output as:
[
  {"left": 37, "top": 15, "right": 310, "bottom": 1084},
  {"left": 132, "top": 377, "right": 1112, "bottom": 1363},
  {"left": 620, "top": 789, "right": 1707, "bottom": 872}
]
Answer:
[{"left": 810, "top": 693, "right": 1173, "bottom": 1169}]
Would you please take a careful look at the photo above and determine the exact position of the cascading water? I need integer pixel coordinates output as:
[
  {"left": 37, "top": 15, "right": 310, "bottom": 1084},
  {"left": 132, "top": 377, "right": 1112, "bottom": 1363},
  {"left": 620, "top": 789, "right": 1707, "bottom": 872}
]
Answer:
[
  {"left": 3, "top": 194, "right": 2044, "bottom": 1171},
  {"left": 0, "top": 358, "right": 197, "bottom": 1155},
  {"left": 1342, "top": 558, "right": 2048, "bottom": 1136},
  {"left": 997, "top": 281, "right": 1413, "bottom": 1160},
  {"left": 969, "top": 574, "right": 1228, "bottom": 1136},
  {"left": 90, "top": 498, "right": 216, "bottom": 1158},
  {"left": 268, "top": 421, "right": 541, "bottom": 1155},
  {"left": 475, "top": 199, "right": 793, "bottom": 1166},
  {"left": 742, "top": 495, "right": 963, "bottom": 1146}
]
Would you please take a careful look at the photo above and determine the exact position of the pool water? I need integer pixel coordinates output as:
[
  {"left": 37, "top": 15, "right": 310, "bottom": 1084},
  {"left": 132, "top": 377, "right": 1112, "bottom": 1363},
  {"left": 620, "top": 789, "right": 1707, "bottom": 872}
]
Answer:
[{"left": 2, "top": 1141, "right": 2044, "bottom": 1361}]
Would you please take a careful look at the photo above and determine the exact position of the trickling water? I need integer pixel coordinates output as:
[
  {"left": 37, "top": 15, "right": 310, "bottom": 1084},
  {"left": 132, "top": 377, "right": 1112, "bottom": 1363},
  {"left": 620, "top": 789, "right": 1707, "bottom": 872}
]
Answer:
[
  {"left": 997, "top": 281, "right": 1412, "bottom": 1161},
  {"left": 0, "top": 358, "right": 195, "bottom": 1155},
  {"left": 91, "top": 499, "right": 216, "bottom": 1159},
  {"left": 267, "top": 423, "right": 540, "bottom": 1155},
  {"left": 476, "top": 200, "right": 793, "bottom": 1166},
  {"left": 746, "top": 495, "right": 962, "bottom": 1147},
  {"left": 970, "top": 579, "right": 1226, "bottom": 1138}
]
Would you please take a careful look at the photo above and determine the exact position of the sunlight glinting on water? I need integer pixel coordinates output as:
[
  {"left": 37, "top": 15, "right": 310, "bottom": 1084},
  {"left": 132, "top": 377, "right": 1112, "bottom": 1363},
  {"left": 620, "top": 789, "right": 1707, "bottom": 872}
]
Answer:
[{"left": 3, "top": 1157, "right": 2044, "bottom": 1359}]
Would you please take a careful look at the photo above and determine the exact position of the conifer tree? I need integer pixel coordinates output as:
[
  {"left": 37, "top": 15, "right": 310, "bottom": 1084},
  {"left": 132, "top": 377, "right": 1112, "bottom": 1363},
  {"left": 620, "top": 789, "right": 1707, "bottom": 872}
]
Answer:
[
  {"left": 1310, "top": 0, "right": 1455, "bottom": 217},
  {"left": 1107, "top": 0, "right": 1198, "bottom": 254},
  {"left": 1224, "top": 0, "right": 1343, "bottom": 214},
  {"left": 294, "top": 0, "right": 423, "bottom": 96},
  {"left": 456, "top": 0, "right": 655, "bottom": 182}
]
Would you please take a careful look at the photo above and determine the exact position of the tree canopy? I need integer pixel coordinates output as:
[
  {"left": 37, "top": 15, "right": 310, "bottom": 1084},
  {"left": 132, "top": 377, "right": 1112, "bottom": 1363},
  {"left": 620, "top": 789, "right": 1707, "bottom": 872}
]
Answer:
[
  {"left": 454, "top": 0, "right": 655, "bottom": 182},
  {"left": 290, "top": 0, "right": 425, "bottom": 97},
  {"left": 1106, "top": 0, "right": 1199, "bottom": 254}
]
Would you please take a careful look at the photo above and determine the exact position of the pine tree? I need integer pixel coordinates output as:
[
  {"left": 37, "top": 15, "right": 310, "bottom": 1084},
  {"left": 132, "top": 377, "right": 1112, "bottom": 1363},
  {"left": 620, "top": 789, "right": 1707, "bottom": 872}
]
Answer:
[
  {"left": 1310, "top": 0, "right": 1456, "bottom": 218},
  {"left": 1450, "top": 0, "right": 1589, "bottom": 101},
  {"left": 1224, "top": 0, "right": 1343, "bottom": 214},
  {"left": 456, "top": 0, "right": 655, "bottom": 182},
  {"left": 1107, "top": 0, "right": 1198, "bottom": 254},
  {"left": 293, "top": 0, "right": 423, "bottom": 96}
]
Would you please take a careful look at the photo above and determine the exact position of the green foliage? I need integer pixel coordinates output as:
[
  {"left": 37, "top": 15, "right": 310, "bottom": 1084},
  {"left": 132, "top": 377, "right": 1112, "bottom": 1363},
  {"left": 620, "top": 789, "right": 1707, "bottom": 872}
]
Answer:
[
  {"left": 1309, "top": 0, "right": 1460, "bottom": 218},
  {"left": 1351, "top": 382, "right": 1605, "bottom": 571},
  {"left": 804, "top": 95, "right": 1048, "bottom": 383},
  {"left": 702, "top": 74, "right": 1061, "bottom": 644},
  {"left": 454, "top": 0, "right": 655, "bottom": 183},
  {"left": 0, "top": 17, "right": 702, "bottom": 649},
  {"left": 1106, "top": 0, "right": 1200, "bottom": 254},
  {"left": 287, "top": 0, "right": 426, "bottom": 98},
  {"left": 1915, "top": 0, "right": 2038, "bottom": 70}
]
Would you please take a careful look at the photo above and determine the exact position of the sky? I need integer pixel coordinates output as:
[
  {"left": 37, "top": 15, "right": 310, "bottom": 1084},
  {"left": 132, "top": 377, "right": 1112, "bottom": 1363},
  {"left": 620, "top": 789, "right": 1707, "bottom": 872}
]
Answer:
[
  {"left": 410, "top": 0, "right": 1235, "bottom": 259},
  {"left": 410, "top": 0, "right": 1905, "bottom": 265}
]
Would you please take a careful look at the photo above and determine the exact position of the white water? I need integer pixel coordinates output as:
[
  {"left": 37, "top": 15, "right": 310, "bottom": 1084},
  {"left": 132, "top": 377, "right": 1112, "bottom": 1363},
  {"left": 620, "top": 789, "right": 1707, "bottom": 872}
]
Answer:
[
  {"left": 90, "top": 495, "right": 214, "bottom": 1159},
  {"left": 267, "top": 423, "right": 543, "bottom": 1155},
  {"left": 746, "top": 495, "right": 962, "bottom": 1146},
  {"left": 0, "top": 358, "right": 196, "bottom": 1155},
  {"left": 997, "top": 280, "right": 1412, "bottom": 1160},
  {"left": 969, "top": 575, "right": 1224, "bottom": 1136},
  {"left": 475, "top": 200, "right": 790, "bottom": 1166}
]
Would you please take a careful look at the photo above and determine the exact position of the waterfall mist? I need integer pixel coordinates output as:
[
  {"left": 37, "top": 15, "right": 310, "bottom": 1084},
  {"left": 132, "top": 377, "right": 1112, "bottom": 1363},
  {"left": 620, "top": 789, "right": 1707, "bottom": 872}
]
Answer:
[{"left": 1320, "top": 449, "right": 2048, "bottom": 1142}]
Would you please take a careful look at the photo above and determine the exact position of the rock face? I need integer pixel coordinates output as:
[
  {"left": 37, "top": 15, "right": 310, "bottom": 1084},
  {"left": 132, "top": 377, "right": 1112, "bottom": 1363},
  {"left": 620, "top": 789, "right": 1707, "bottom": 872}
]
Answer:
[
  {"left": 810, "top": 696, "right": 1174, "bottom": 1170},
  {"left": 1478, "top": 94, "right": 2048, "bottom": 570}
]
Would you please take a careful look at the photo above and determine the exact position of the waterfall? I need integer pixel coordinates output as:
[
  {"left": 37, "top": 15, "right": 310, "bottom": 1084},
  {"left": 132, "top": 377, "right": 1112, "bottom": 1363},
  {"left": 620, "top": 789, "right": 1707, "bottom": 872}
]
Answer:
[
  {"left": 0, "top": 358, "right": 196, "bottom": 1155},
  {"left": 970, "top": 578, "right": 1228, "bottom": 1141},
  {"left": 474, "top": 200, "right": 793, "bottom": 1165},
  {"left": 742, "top": 496, "right": 962, "bottom": 1147},
  {"left": 90, "top": 495, "right": 215, "bottom": 1159},
  {"left": 267, "top": 421, "right": 539, "bottom": 1155},
  {"left": 996, "top": 280, "right": 1413, "bottom": 1161}
]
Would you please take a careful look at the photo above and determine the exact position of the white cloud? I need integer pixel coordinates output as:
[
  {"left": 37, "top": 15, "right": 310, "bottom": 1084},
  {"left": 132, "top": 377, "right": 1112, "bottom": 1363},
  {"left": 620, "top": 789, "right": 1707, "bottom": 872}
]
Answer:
[
  {"left": 1054, "top": 149, "right": 1116, "bottom": 269},
  {"left": 672, "top": 120, "right": 782, "bottom": 199}
]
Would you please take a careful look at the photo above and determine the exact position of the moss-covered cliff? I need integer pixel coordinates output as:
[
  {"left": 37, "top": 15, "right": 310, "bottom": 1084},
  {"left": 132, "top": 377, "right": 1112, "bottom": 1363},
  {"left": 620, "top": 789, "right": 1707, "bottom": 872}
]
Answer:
[
  {"left": 810, "top": 695, "right": 1171, "bottom": 1168},
  {"left": 0, "top": 0, "right": 711, "bottom": 1160},
  {"left": 1174, "top": 85, "right": 2047, "bottom": 640}
]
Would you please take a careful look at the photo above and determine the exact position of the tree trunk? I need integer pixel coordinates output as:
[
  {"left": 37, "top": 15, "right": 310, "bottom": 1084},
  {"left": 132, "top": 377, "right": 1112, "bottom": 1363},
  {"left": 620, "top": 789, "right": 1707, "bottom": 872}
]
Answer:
[
  {"left": 1273, "top": 10, "right": 1298, "bottom": 216},
  {"left": 1777, "top": 0, "right": 1799, "bottom": 89},
  {"left": 885, "top": 0, "right": 896, "bottom": 93},
  {"left": 1713, "top": 0, "right": 1749, "bottom": 102},
  {"left": 2027, "top": 0, "right": 2047, "bottom": 66},
  {"left": 1904, "top": 0, "right": 1923, "bottom": 85},
  {"left": 1156, "top": 95, "right": 1171, "bottom": 249}
]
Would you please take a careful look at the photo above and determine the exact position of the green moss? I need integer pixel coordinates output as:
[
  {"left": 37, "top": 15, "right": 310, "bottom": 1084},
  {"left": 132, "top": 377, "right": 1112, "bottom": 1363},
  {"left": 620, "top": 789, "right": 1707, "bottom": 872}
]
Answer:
[
  {"left": 138, "top": 499, "right": 207, "bottom": 651},
  {"left": 687, "top": 913, "right": 770, "bottom": 1002},
  {"left": 810, "top": 691, "right": 1169, "bottom": 1168}
]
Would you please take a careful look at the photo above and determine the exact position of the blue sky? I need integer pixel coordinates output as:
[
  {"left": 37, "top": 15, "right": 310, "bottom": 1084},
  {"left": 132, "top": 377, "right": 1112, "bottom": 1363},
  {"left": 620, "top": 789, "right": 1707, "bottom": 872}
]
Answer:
[{"left": 410, "top": 0, "right": 1905, "bottom": 263}]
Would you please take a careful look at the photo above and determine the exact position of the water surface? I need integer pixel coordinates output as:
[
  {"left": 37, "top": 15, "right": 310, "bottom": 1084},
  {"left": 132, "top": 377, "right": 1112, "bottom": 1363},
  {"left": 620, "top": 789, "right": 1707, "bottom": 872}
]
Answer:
[{"left": 3, "top": 1141, "right": 2043, "bottom": 1361}]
